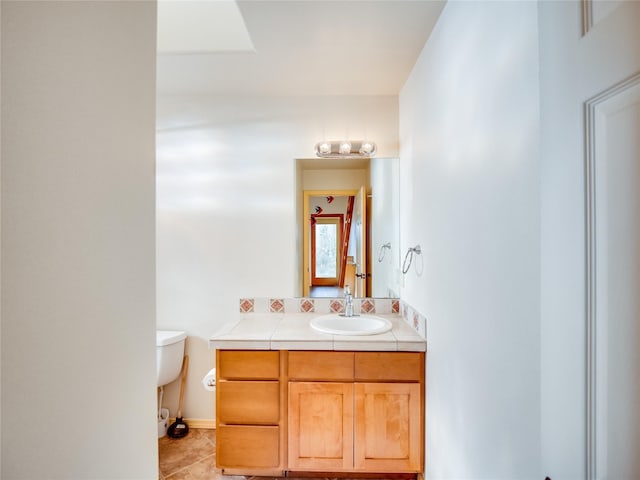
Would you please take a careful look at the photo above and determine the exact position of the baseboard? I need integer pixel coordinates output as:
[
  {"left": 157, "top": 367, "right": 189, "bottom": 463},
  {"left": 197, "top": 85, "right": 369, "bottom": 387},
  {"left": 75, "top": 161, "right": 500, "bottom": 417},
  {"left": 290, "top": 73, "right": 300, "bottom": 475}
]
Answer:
[{"left": 168, "top": 418, "right": 215, "bottom": 429}]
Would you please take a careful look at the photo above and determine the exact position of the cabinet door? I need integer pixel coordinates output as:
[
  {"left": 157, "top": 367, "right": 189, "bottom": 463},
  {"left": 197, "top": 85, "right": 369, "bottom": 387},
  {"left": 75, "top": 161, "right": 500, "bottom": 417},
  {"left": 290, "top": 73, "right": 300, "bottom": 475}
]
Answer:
[
  {"left": 288, "top": 382, "right": 353, "bottom": 471},
  {"left": 354, "top": 383, "right": 422, "bottom": 472}
]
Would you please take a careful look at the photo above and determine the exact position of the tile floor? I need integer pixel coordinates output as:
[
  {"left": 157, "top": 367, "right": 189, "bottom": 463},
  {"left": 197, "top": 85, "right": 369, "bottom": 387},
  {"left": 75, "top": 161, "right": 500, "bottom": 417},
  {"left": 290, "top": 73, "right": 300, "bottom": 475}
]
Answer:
[
  {"left": 159, "top": 428, "right": 415, "bottom": 480},
  {"left": 158, "top": 428, "right": 218, "bottom": 480}
]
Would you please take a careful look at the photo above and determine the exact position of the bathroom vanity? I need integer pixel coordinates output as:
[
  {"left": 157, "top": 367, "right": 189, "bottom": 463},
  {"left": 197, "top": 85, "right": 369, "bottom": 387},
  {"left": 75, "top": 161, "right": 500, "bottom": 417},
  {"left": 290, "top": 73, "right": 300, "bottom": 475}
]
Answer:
[{"left": 210, "top": 313, "right": 426, "bottom": 478}]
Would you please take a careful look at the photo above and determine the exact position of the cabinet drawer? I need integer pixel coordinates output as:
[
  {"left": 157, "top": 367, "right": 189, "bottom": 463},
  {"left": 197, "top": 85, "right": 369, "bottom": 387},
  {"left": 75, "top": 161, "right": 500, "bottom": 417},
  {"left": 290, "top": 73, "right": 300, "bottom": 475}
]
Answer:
[
  {"left": 218, "top": 350, "right": 280, "bottom": 380},
  {"left": 288, "top": 351, "right": 354, "bottom": 380},
  {"left": 355, "top": 352, "right": 424, "bottom": 382},
  {"left": 218, "top": 381, "right": 280, "bottom": 424},
  {"left": 217, "top": 425, "right": 280, "bottom": 468}
]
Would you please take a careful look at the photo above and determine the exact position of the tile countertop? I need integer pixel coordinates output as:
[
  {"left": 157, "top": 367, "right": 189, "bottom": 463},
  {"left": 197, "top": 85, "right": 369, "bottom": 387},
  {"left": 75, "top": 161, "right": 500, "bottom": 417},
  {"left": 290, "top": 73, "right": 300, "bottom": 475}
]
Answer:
[{"left": 208, "top": 313, "right": 426, "bottom": 352}]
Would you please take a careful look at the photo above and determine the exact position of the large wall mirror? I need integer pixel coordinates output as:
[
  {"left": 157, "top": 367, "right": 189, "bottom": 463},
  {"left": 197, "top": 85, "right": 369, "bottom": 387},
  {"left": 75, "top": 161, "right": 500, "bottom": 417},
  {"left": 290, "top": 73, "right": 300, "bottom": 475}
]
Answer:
[{"left": 295, "top": 157, "right": 400, "bottom": 298}]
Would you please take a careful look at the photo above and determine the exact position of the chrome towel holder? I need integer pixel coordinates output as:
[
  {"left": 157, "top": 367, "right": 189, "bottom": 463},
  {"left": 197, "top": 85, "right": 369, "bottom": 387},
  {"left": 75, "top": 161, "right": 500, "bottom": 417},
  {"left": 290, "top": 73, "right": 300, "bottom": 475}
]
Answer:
[
  {"left": 402, "top": 244, "right": 422, "bottom": 274},
  {"left": 377, "top": 242, "right": 392, "bottom": 262}
]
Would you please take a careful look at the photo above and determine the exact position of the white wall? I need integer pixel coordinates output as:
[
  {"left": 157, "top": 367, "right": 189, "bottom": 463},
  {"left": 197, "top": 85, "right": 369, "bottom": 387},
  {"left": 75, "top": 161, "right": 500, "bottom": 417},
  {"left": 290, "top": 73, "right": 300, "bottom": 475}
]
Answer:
[
  {"left": 156, "top": 95, "right": 398, "bottom": 419},
  {"left": 1, "top": 2, "right": 157, "bottom": 478},
  {"left": 399, "top": 2, "right": 541, "bottom": 478},
  {"left": 538, "top": 2, "right": 640, "bottom": 478}
]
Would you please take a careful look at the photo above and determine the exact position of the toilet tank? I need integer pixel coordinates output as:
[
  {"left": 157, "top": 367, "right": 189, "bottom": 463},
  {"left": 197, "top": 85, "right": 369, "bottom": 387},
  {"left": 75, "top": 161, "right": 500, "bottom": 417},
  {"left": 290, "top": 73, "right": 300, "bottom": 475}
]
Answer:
[{"left": 156, "top": 330, "right": 187, "bottom": 387}]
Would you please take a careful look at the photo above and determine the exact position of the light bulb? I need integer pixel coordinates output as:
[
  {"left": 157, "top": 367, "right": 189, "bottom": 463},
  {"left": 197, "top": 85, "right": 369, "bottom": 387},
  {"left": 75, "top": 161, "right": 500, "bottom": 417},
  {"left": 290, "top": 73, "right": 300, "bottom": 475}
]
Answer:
[
  {"left": 315, "top": 141, "right": 332, "bottom": 156},
  {"left": 339, "top": 141, "right": 352, "bottom": 155},
  {"left": 359, "top": 141, "right": 377, "bottom": 156}
]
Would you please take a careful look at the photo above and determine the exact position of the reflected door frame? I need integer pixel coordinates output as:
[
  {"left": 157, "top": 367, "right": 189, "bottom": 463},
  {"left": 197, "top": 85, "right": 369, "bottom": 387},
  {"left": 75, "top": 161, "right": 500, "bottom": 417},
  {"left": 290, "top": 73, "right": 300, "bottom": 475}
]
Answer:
[
  {"left": 311, "top": 214, "right": 343, "bottom": 286},
  {"left": 353, "top": 185, "right": 368, "bottom": 298},
  {"left": 303, "top": 189, "right": 358, "bottom": 297}
]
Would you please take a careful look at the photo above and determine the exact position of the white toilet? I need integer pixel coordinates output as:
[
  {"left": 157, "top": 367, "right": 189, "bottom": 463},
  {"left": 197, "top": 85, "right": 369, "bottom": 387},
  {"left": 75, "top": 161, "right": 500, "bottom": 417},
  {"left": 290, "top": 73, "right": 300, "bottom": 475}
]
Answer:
[
  {"left": 156, "top": 330, "right": 187, "bottom": 387},
  {"left": 156, "top": 330, "right": 186, "bottom": 437}
]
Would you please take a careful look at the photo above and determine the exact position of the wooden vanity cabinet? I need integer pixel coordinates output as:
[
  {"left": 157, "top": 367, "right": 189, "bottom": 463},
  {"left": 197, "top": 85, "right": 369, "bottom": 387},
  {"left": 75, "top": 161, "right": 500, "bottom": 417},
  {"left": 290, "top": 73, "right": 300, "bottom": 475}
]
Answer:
[
  {"left": 288, "top": 351, "right": 424, "bottom": 474},
  {"left": 215, "top": 349, "right": 424, "bottom": 476}
]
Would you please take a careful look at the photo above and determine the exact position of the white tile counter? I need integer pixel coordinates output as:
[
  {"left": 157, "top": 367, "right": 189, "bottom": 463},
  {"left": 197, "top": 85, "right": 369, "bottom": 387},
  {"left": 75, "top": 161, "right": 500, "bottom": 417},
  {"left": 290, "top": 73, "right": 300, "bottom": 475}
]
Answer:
[{"left": 209, "top": 313, "right": 426, "bottom": 352}]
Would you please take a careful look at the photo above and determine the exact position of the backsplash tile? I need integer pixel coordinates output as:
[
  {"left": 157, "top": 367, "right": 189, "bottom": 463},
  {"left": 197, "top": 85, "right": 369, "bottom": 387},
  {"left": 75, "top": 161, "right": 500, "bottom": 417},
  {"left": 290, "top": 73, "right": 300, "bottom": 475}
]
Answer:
[
  {"left": 253, "top": 297, "right": 269, "bottom": 313},
  {"left": 392, "top": 299, "right": 400, "bottom": 314},
  {"left": 313, "top": 298, "right": 330, "bottom": 313},
  {"left": 330, "top": 299, "right": 343, "bottom": 313},
  {"left": 399, "top": 300, "right": 427, "bottom": 338},
  {"left": 412, "top": 312, "right": 420, "bottom": 330},
  {"left": 238, "top": 296, "right": 426, "bottom": 338},
  {"left": 269, "top": 298, "right": 285, "bottom": 313},
  {"left": 299, "top": 298, "right": 315, "bottom": 313},
  {"left": 284, "top": 298, "right": 299, "bottom": 313},
  {"left": 360, "top": 299, "right": 375, "bottom": 314},
  {"left": 239, "top": 298, "right": 254, "bottom": 313}
]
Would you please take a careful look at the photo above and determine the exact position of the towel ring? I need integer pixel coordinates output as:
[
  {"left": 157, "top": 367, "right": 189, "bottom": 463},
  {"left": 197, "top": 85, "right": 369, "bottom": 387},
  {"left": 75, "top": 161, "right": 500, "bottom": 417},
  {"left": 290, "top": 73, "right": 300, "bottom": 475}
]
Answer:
[
  {"left": 402, "top": 245, "right": 422, "bottom": 274},
  {"left": 377, "top": 242, "right": 391, "bottom": 262}
]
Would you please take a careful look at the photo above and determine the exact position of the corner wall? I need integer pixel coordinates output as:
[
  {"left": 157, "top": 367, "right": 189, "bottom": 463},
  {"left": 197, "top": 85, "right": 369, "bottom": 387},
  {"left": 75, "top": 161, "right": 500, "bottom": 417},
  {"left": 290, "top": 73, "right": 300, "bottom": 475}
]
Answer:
[
  {"left": 399, "top": 2, "right": 541, "bottom": 478},
  {"left": 1, "top": 2, "right": 157, "bottom": 478}
]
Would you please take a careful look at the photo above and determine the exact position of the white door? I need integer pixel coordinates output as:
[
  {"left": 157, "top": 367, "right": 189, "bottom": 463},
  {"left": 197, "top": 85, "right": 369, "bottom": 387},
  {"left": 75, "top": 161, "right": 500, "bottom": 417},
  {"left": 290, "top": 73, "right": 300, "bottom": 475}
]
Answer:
[
  {"left": 593, "top": 82, "right": 640, "bottom": 480},
  {"left": 540, "top": 3, "right": 640, "bottom": 477}
]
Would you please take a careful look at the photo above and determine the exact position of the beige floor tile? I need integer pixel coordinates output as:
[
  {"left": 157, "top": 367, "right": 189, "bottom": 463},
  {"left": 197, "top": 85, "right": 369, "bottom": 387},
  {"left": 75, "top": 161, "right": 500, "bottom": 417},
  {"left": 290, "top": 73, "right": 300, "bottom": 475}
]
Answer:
[
  {"left": 165, "top": 468, "right": 195, "bottom": 480},
  {"left": 182, "top": 454, "right": 218, "bottom": 480},
  {"left": 159, "top": 429, "right": 216, "bottom": 478}
]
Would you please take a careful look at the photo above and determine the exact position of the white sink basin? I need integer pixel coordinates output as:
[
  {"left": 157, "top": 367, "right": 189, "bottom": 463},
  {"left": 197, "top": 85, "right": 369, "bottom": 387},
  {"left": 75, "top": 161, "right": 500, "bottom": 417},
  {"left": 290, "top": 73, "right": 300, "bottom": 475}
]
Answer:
[{"left": 310, "top": 314, "right": 393, "bottom": 336}]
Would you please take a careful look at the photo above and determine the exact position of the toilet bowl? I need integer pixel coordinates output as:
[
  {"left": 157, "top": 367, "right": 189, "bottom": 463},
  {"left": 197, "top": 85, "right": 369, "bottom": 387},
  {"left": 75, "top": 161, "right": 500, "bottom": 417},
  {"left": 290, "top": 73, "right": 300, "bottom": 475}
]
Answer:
[{"left": 156, "top": 330, "right": 187, "bottom": 387}]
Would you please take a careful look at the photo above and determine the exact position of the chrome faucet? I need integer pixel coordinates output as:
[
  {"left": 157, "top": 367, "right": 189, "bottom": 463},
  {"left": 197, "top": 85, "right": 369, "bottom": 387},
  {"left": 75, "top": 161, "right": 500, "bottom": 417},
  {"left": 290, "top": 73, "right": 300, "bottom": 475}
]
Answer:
[{"left": 344, "top": 285, "right": 354, "bottom": 317}]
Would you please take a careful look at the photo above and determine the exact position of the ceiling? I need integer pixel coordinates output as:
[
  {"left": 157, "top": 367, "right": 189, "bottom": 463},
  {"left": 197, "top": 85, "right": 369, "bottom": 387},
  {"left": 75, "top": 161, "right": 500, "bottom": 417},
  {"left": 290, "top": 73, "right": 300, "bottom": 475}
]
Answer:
[{"left": 156, "top": 0, "right": 446, "bottom": 96}]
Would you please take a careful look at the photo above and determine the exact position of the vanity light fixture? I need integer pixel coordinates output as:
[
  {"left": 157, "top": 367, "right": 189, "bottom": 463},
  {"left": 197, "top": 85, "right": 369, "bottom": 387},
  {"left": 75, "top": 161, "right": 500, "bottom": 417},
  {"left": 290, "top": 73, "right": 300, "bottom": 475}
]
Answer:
[{"left": 314, "top": 140, "right": 377, "bottom": 158}]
